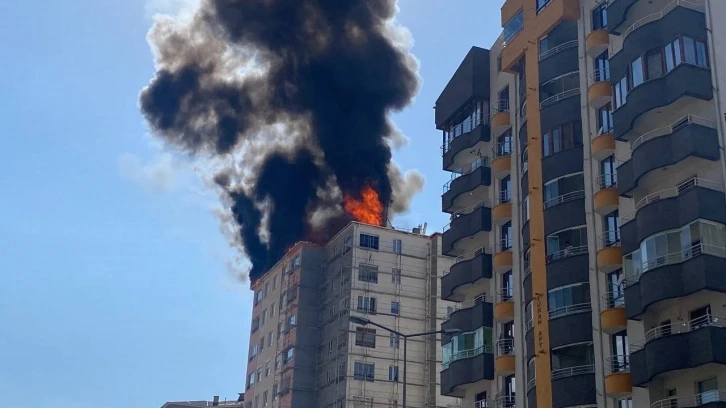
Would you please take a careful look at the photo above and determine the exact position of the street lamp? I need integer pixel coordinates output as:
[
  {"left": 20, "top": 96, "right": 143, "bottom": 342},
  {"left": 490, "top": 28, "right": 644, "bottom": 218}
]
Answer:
[{"left": 349, "top": 316, "right": 462, "bottom": 408}]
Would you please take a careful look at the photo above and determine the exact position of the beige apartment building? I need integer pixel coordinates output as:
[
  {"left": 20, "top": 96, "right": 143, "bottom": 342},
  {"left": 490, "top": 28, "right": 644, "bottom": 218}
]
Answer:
[
  {"left": 244, "top": 222, "right": 460, "bottom": 408},
  {"left": 435, "top": 0, "right": 726, "bottom": 408}
]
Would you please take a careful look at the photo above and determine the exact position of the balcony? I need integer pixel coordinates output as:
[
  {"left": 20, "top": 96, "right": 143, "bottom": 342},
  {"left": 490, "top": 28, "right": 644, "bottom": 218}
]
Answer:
[
  {"left": 619, "top": 179, "right": 726, "bottom": 254},
  {"left": 441, "top": 349, "right": 495, "bottom": 397},
  {"left": 443, "top": 297, "right": 494, "bottom": 334},
  {"left": 492, "top": 141, "right": 512, "bottom": 179},
  {"left": 605, "top": 355, "right": 632, "bottom": 398},
  {"left": 547, "top": 245, "right": 589, "bottom": 291},
  {"left": 493, "top": 239, "right": 513, "bottom": 273},
  {"left": 442, "top": 248, "right": 493, "bottom": 302},
  {"left": 443, "top": 158, "right": 492, "bottom": 213},
  {"left": 443, "top": 201, "right": 492, "bottom": 256},
  {"left": 491, "top": 100, "right": 511, "bottom": 134},
  {"left": 596, "top": 231, "right": 622, "bottom": 274},
  {"left": 588, "top": 68, "right": 612, "bottom": 109},
  {"left": 495, "top": 338, "right": 515, "bottom": 375},
  {"left": 650, "top": 392, "right": 726, "bottom": 408},
  {"left": 551, "top": 364, "right": 597, "bottom": 408},
  {"left": 493, "top": 191, "right": 512, "bottom": 225},
  {"left": 624, "top": 243, "right": 726, "bottom": 319},
  {"left": 442, "top": 117, "right": 491, "bottom": 171},
  {"left": 543, "top": 190, "right": 586, "bottom": 236},
  {"left": 616, "top": 115, "right": 719, "bottom": 195},
  {"left": 586, "top": 28, "right": 609, "bottom": 56},
  {"left": 540, "top": 39, "right": 579, "bottom": 84},
  {"left": 600, "top": 291, "right": 627, "bottom": 334},
  {"left": 629, "top": 314, "right": 726, "bottom": 386},
  {"left": 494, "top": 288, "right": 514, "bottom": 322},
  {"left": 594, "top": 173, "right": 618, "bottom": 215}
]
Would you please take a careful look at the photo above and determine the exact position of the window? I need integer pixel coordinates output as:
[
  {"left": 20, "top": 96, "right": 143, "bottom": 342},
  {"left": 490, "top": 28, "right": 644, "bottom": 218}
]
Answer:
[
  {"left": 537, "top": 0, "right": 551, "bottom": 13},
  {"left": 272, "top": 275, "right": 278, "bottom": 289},
  {"left": 355, "top": 327, "right": 377, "bottom": 348},
  {"left": 264, "top": 282, "right": 270, "bottom": 296},
  {"left": 607, "top": 270, "right": 624, "bottom": 307},
  {"left": 501, "top": 271, "right": 513, "bottom": 301},
  {"left": 442, "top": 327, "right": 494, "bottom": 367},
  {"left": 265, "top": 360, "right": 271, "bottom": 377},
  {"left": 388, "top": 366, "right": 399, "bottom": 382},
  {"left": 284, "top": 348, "right": 294, "bottom": 362},
  {"left": 344, "top": 236, "right": 353, "bottom": 254},
  {"left": 392, "top": 239, "right": 402, "bottom": 254},
  {"left": 629, "top": 56, "right": 643, "bottom": 88},
  {"left": 357, "top": 296, "right": 377, "bottom": 313},
  {"left": 354, "top": 362, "right": 375, "bottom": 381},
  {"left": 261, "top": 309, "right": 267, "bottom": 325},
  {"left": 501, "top": 222, "right": 512, "bottom": 250},
  {"left": 500, "top": 176, "right": 512, "bottom": 203},
  {"left": 594, "top": 51, "right": 610, "bottom": 81},
  {"left": 248, "top": 372, "right": 255, "bottom": 388},
  {"left": 646, "top": 49, "right": 663, "bottom": 80},
  {"left": 697, "top": 377, "right": 719, "bottom": 404},
  {"left": 292, "top": 255, "right": 300, "bottom": 269},
  {"left": 288, "top": 314, "right": 296, "bottom": 326},
  {"left": 546, "top": 225, "right": 587, "bottom": 261},
  {"left": 251, "top": 316, "right": 260, "bottom": 333},
  {"left": 497, "top": 130, "right": 513, "bottom": 156},
  {"left": 497, "top": 55, "right": 503, "bottom": 72},
  {"left": 273, "top": 383, "right": 278, "bottom": 400},
  {"left": 551, "top": 343, "right": 594, "bottom": 371},
  {"left": 543, "top": 173, "right": 585, "bottom": 209},
  {"left": 618, "top": 399, "right": 633, "bottom": 408},
  {"left": 390, "top": 332, "right": 400, "bottom": 348},
  {"left": 268, "top": 331, "right": 274, "bottom": 346},
  {"left": 542, "top": 121, "right": 582, "bottom": 157},
  {"left": 358, "top": 263, "right": 378, "bottom": 283},
  {"left": 592, "top": 3, "right": 607, "bottom": 30},
  {"left": 683, "top": 36, "right": 696, "bottom": 64},
  {"left": 270, "top": 302, "right": 276, "bottom": 317},
  {"left": 522, "top": 195, "right": 530, "bottom": 222},
  {"left": 391, "top": 301, "right": 400, "bottom": 315},
  {"left": 547, "top": 282, "right": 591, "bottom": 317},
  {"left": 391, "top": 268, "right": 401, "bottom": 284},
  {"left": 360, "top": 234, "right": 379, "bottom": 250},
  {"left": 600, "top": 155, "right": 617, "bottom": 189},
  {"left": 614, "top": 77, "right": 627, "bottom": 109},
  {"left": 539, "top": 36, "right": 549, "bottom": 57},
  {"left": 254, "top": 290, "right": 263, "bottom": 305},
  {"left": 597, "top": 103, "right": 613, "bottom": 134},
  {"left": 257, "top": 368, "right": 262, "bottom": 382},
  {"left": 696, "top": 40, "right": 708, "bottom": 67},
  {"left": 499, "top": 86, "right": 510, "bottom": 104},
  {"left": 521, "top": 147, "right": 529, "bottom": 173}
]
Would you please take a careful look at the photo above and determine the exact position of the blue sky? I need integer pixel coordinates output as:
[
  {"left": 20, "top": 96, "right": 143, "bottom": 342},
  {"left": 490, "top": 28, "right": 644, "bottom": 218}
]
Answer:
[{"left": 0, "top": 1, "right": 501, "bottom": 406}]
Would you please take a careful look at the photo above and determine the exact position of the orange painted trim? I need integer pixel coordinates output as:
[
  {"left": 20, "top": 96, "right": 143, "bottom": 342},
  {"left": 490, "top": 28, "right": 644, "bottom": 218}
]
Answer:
[
  {"left": 493, "top": 202, "right": 513, "bottom": 220},
  {"left": 605, "top": 372, "right": 633, "bottom": 397},
  {"left": 597, "top": 246, "right": 624, "bottom": 271},
  {"left": 495, "top": 300, "right": 515, "bottom": 320},
  {"left": 492, "top": 111, "right": 511, "bottom": 128},
  {"left": 593, "top": 187, "right": 619, "bottom": 212},
  {"left": 493, "top": 250, "right": 514, "bottom": 269},
  {"left": 495, "top": 354, "right": 517, "bottom": 374},
  {"left": 601, "top": 307, "right": 627, "bottom": 333},
  {"left": 592, "top": 132, "right": 615, "bottom": 157},
  {"left": 586, "top": 29, "right": 609, "bottom": 55}
]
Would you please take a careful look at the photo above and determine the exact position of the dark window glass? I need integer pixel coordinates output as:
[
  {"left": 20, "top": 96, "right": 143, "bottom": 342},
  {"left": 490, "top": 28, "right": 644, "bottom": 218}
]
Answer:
[
  {"left": 598, "top": 103, "right": 613, "bottom": 133},
  {"left": 673, "top": 38, "right": 682, "bottom": 65},
  {"left": 665, "top": 42, "right": 675, "bottom": 72},
  {"left": 630, "top": 57, "right": 643, "bottom": 87},
  {"left": 696, "top": 40, "right": 708, "bottom": 67},
  {"left": 683, "top": 36, "right": 696, "bottom": 64},
  {"left": 646, "top": 49, "right": 663, "bottom": 79},
  {"left": 592, "top": 4, "right": 607, "bottom": 30}
]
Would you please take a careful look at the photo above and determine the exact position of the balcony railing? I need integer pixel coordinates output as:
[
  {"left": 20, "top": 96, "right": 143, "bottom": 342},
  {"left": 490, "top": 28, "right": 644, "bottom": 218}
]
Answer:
[
  {"left": 494, "top": 141, "right": 513, "bottom": 158},
  {"left": 598, "top": 230, "right": 621, "bottom": 249},
  {"left": 525, "top": 318, "right": 534, "bottom": 332},
  {"left": 443, "top": 157, "right": 491, "bottom": 193},
  {"left": 651, "top": 391, "right": 726, "bottom": 408},
  {"left": 546, "top": 244, "right": 588, "bottom": 263},
  {"left": 496, "top": 190, "right": 512, "bottom": 205},
  {"left": 605, "top": 354, "right": 630, "bottom": 374},
  {"left": 496, "top": 338, "right": 515, "bottom": 356},
  {"left": 590, "top": 67, "right": 611, "bottom": 83},
  {"left": 612, "top": 0, "right": 705, "bottom": 54},
  {"left": 443, "top": 200, "right": 490, "bottom": 232},
  {"left": 496, "top": 287, "right": 514, "bottom": 303},
  {"left": 496, "top": 395, "right": 516, "bottom": 408},
  {"left": 498, "top": 238, "right": 513, "bottom": 252},
  {"left": 621, "top": 178, "right": 724, "bottom": 223},
  {"left": 539, "top": 40, "right": 578, "bottom": 61},
  {"left": 624, "top": 243, "right": 726, "bottom": 286},
  {"left": 551, "top": 364, "right": 595, "bottom": 380},
  {"left": 596, "top": 173, "right": 617, "bottom": 192},
  {"left": 520, "top": 100, "right": 527, "bottom": 121},
  {"left": 630, "top": 314, "right": 725, "bottom": 352},
  {"left": 493, "top": 99, "right": 510, "bottom": 114},
  {"left": 443, "top": 343, "right": 493, "bottom": 369},
  {"left": 628, "top": 114, "right": 716, "bottom": 154},
  {"left": 523, "top": 263, "right": 532, "bottom": 279},
  {"left": 451, "top": 247, "right": 487, "bottom": 267},
  {"left": 541, "top": 87, "right": 580, "bottom": 109},
  {"left": 548, "top": 302, "right": 591, "bottom": 319},
  {"left": 447, "top": 400, "right": 497, "bottom": 408},
  {"left": 601, "top": 291, "right": 625, "bottom": 310},
  {"left": 527, "top": 377, "right": 536, "bottom": 391},
  {"left": 543, "top": 190, "right": 585, "bottom": 209},
  {"left": 447, "top": 294, "right": 489, "bottom": 318}
]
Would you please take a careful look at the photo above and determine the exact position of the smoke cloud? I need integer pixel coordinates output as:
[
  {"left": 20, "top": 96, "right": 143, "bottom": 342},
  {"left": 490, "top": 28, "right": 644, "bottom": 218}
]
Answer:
[{"left": 140, "top": 0, "right": 420, "bottom": 281}]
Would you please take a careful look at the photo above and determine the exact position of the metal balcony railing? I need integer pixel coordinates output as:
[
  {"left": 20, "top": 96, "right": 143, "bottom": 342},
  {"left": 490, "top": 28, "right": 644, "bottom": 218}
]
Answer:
[
  {"left": 442, "top": 343, "right": 494, "bottom": 369},
  {"left": 500, "top": 11, "right": 523, "bottom": 46},
  {"left": 621, "top": 178, "right": 723, "bottom": 223},
  {"left": 527, "top": 377, "right": 536, "bottom": 391},
  {"left": 612, "top": 0, "right": 705, "bottom": 54},
  {"left": 630, "top": 314, "right": 725, "bottom": 352},
  {"left": 496, "top": 287, "right": 514, "bottom": 303},
  {"left": 498, "top": 238, "right": 513, "bottom": 252},
  {"left": 523, "top": 263, "right": 532, "bottom": 279},
  {"left": 540, "top": 87, "right": 580, "bottom": 109},
  {"left": 441, "top": 113, "right": 491, "bottom": 154},
  {"left": 548, "top": 302, "right": 591, "bottom": 319},
  {"left": 539, "top": 40, "right": 578, "bottom": 61},
  {"left": 493, "top": 141, "right": 513, "bottom": 158},
  {"left": 543, "top": 190, "right": 585, "bottom": 209},
  {"left": 596, "top": 173, "right": 617, "bottom": 192},
  {"left": 451, "top": 247, "right": 487, "bottom": 267},
  {"left": 443, "top": 157, "right": 491, "bottom": 193},
  {"left": 590, "top": 67, "right": 611, "bottom": 83},
  {"left": 597, "top": 230, "right": 621, "bottom": 249},
  {"left": 601, "top": 291, "right": 625, "bottom": 310},
  {"left": 546, "top": 244, "right": 588, "bottom": 263},
  {"left": 496, "top": 338, "right": 515, "bottom": 356},
  {"left": 493, "top": 99, "right": 510, "bottom": 114},
  {"left": 551, "top": 364, "right": 595, "bottom": 380},
  {"left": 631, "top": 114, "right": 715, "bottom": 153},
  {"left": 496, "top": 395, "right": 516, "bottom": 408},
  {"left": 496, "top": 190, "right": 512, "bottom": 205},
  {"left": 525, "top": 318, "right": 534, "bottom": 332},
  {"left": 605, "top": 354, "right": 630, "bottom": 374},
  {"left": 650, "top": 391, "right": 726, "bottom": 408},
  {"left": 520, "top": 100, "right": 527, "bottom": 121},
  {"left": 447, "top": 294, "right": 489, "bottom": 319}
]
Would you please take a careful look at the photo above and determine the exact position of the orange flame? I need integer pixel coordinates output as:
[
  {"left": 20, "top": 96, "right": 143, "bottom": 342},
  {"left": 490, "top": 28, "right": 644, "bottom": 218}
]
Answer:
[{"left": 343, "top": 185, "right": 384, "bottom": 226}]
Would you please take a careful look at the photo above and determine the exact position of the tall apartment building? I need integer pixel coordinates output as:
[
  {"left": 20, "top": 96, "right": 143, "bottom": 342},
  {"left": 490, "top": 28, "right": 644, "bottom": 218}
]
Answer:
[
  {"left": 244, "top": 222, "right": 459, "bottom": 408},
  {"left": 435, "top": 1, "right": 726, "bottom": 408}
]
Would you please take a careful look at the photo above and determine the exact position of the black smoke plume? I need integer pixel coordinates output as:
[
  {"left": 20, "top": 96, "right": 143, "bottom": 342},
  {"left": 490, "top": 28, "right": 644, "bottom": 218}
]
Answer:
[{"left": 140, "top": 0, "right": 420, "bottom": 281}]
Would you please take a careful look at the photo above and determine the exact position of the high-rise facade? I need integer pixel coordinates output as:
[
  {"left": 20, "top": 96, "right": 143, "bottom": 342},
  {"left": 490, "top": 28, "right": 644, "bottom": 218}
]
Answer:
[
  {"left": 436, "top": 1, "right": 726, "bottom": 408},
  {"left": 244, "top": 222, "right": 459, "bottom": 408}
]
